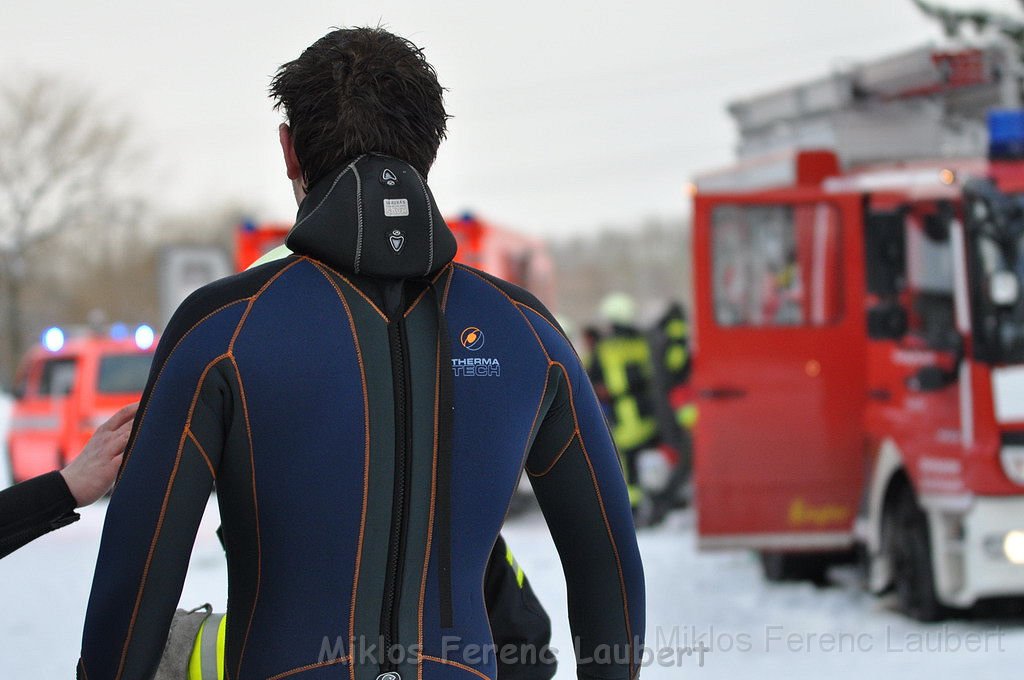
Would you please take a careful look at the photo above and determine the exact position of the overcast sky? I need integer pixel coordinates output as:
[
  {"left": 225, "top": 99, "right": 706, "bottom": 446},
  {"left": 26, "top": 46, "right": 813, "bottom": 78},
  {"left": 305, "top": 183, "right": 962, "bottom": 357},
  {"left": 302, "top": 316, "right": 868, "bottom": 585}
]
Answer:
[{"left": 2, "top": 0, "right": 1022, "bottom": 237}]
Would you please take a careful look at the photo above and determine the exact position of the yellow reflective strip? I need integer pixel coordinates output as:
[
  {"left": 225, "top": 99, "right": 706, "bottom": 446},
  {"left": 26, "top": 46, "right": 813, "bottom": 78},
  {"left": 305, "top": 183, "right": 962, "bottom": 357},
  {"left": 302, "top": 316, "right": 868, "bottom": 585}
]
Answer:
[
  {"left": 666, "top": 345, "right": 688, "bottom": 371},
  {"left": 666, "top": 319, "right": 686, "bottom": 337},
  {"left": 201, "top": 615, "right": 224, "bottom": 680},
  {"left": 628, "top": 485, "right": 645, "bottom": 507},
  {"left": 504, "top": 544, "right": 526, "bottom": 589},
  {"left": 188, "top": 619, "right": 206, "bottom": 680},
  {"left": 217, "top": 614, "right": 227, "bottom": 680}
]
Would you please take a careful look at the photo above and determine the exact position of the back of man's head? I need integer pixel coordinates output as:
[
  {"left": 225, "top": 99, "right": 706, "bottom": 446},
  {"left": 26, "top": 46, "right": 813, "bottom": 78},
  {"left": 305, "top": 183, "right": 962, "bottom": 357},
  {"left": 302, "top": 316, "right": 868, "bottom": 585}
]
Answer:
[{"left": 270, "top": 27, "right": 448, "bottom": 189}]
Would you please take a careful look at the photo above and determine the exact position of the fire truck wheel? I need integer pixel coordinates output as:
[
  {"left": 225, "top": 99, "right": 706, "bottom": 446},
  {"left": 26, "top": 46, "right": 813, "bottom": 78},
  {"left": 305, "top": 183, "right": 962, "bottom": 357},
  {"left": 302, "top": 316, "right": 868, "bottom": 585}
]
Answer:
[
  {"left": 759, "top": 551, "right": 829, "bottom": 584},
  {"left": 887, "top": 491, "right": 946, "bottom": 622}
]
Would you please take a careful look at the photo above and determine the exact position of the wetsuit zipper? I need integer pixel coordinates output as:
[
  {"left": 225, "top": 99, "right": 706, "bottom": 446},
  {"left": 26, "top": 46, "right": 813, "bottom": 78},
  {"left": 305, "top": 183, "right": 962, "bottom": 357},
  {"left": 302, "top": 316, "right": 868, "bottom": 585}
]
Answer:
[{"left": 381, "top": 314, "right": 414, "bottom": 675}]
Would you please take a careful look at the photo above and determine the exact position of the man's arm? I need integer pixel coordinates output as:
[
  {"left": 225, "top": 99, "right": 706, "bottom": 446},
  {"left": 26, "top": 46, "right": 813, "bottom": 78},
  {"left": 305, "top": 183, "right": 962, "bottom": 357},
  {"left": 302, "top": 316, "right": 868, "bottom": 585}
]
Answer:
[
  {"left": 485, "top": 535, "right": 558, "bottom": 680},
  {"left": 0, "top": 471, "right": 78, "bottom": 559},
  {"left": 0, "top": 403, "right": 137, "bottom": 560},
  {"left": 78, "top": 293, "right": 244, "bottom": 680},
  {"left": 524, "top": 316, "right": 646, "bottom": 680}
]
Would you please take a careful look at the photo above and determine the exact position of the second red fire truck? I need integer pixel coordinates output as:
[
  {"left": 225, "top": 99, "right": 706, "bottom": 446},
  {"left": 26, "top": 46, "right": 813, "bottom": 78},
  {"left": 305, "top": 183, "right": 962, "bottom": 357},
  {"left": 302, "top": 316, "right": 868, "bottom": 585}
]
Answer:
[{"left": 691, "top": 44, "right": 1024, "bottom": 619}]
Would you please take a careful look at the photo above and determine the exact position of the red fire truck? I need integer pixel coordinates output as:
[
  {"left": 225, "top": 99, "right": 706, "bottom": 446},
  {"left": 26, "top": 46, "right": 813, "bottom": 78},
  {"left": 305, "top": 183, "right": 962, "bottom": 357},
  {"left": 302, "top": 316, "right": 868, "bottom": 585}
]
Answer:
[
  {"left": 691, "top": 44, "right": 1024, "bottom": 619},
  {"left": 5, "top": 326, "right": 156, "bottom": 484},
  {"left": 236, "top": 213, "right": 555, "bottom": 303}
]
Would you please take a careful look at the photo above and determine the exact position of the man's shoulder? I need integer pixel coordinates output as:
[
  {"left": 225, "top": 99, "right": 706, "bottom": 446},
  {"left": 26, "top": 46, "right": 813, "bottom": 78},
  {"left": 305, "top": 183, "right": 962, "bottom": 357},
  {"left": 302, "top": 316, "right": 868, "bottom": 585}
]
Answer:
[
  {"left": 452, "top": 264, "right": 560, "bottom": 331},
  {"left": 163, "top": 256, "right": 302, "bottom": 347}
]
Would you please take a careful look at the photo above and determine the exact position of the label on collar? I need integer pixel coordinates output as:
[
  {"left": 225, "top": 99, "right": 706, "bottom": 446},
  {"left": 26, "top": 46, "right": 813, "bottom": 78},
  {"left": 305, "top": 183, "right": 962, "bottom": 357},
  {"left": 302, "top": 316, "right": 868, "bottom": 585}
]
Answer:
[{"left": 383, "top": 198, "right": 410, "bottom": 217}]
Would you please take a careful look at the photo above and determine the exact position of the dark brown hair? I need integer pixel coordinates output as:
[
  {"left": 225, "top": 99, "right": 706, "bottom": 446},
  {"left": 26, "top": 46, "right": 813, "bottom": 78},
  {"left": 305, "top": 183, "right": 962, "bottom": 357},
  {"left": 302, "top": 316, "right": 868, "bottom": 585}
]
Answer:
[{"left": 270, "top": 27, "right": 449, "bottom": 188}]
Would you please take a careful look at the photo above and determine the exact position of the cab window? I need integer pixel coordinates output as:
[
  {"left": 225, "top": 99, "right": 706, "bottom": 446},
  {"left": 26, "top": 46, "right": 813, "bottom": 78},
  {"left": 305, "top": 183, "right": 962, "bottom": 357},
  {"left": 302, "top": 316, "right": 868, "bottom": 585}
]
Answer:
[
  {"left": 97, "top": 354, "right": 152, "bottom": 394},
  {"left": 712, "top": 203, "right": 843, "bottom": 327},
  {"left": 38, "top": 358, "right": 77, "bottom": 396},
  {"left": 12, "top": 369, "right": 28, "bottom": 399},
  {"left": 906, "top": 215, "right": 958, "bottom": 351}
]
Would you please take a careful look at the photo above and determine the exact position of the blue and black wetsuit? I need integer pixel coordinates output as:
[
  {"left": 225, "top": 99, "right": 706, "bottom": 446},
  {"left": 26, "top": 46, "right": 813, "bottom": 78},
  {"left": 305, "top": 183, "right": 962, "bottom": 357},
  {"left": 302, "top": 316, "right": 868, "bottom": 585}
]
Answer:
[{"left": 79, "top": 155, "right": 645, "bottom": 680}]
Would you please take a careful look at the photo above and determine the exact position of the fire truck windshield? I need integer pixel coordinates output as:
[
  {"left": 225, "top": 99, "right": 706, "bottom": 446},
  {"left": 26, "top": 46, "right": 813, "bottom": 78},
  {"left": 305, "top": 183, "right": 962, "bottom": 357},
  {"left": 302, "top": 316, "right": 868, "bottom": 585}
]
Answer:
[
  {"left": 97, "top": 353, "right": 153, "bottom": 394},
  {"left": 965, "top": 178, "right": 1024, "bottom": 363}
]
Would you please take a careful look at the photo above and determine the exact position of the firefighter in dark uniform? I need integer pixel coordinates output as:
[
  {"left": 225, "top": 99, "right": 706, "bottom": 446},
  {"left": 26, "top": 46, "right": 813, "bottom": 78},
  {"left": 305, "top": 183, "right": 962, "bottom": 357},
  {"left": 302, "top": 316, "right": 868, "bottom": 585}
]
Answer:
[
  {"left": 590, "top": 293, "right": 660, "bottom": 518},
  {"left": 646, "top": 302, "right": 696, "bottom": 522}
]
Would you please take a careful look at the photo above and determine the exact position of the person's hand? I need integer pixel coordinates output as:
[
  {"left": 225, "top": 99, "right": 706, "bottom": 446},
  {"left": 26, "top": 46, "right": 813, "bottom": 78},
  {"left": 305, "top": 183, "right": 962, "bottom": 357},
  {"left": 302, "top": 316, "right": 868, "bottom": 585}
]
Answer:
[{"left": 60, "top": 402, "right": 139, "bottom": 507}]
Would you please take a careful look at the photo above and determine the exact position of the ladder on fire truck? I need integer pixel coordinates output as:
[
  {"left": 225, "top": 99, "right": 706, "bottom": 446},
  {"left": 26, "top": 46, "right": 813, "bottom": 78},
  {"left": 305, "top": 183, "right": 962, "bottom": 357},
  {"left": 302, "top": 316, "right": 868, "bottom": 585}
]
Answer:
[{"left": 727, "top": 43, "right": 1019, "bottom": 169}]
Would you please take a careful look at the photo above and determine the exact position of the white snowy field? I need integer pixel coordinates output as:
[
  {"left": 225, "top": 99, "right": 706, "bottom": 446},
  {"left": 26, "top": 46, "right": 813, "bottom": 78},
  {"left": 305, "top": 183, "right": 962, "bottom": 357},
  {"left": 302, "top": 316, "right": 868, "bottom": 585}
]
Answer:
[
  {"left": 1, "top": 500, "right": 1022, "bottom": 679},
  {"left": 1, "top": 388, "right": 1021, "bottom": 678}
]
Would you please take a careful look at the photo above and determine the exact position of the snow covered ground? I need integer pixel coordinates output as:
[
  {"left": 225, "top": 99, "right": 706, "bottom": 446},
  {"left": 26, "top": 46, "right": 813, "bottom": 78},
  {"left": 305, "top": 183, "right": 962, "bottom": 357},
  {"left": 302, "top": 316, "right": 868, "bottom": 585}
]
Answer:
[
  {"left": 1, "top": 388, "right": 1021, "bottom": 678},
  {"left": 1, "top": 499, "right": 1021, "bottom": 678}
]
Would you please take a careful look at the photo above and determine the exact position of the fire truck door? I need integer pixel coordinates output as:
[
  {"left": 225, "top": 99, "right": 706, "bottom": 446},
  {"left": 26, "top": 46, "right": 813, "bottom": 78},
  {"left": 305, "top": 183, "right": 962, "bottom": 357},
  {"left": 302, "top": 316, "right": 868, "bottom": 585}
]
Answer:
[{"left": 693, "top": 195, "right": 866, "bottom": 549}]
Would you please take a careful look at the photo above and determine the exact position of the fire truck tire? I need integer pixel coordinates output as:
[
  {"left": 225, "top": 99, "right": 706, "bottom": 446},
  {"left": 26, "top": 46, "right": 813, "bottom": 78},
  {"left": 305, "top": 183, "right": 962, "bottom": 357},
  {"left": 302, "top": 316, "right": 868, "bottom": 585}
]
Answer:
[
  {"left": 887, "top": 491, "right": 946, "bottom": 622},
  {"left": 759, "top": 551, "right": 829, "bottom": 584}
]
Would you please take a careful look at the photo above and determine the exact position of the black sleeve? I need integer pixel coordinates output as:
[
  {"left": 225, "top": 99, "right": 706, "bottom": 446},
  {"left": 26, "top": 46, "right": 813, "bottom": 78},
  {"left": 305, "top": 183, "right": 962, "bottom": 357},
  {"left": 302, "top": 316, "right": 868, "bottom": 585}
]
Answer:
[
  {"left": 0, "top": 470, "right": 79, "bottom": 560},
  {"left": 78, "top": 260, "right": 293, "bottom": 680},
  {"left": 78, "top": 291, "right": 243, "bottom": 680},
  {"left": 444, "top": 266, "right": 645, "bottom": 679},
  {"left": 484, "top": 535, "right": 557, "bottom": 680},
  {"left": 525, "top": 363, "right": 645, "bottom": 680}
]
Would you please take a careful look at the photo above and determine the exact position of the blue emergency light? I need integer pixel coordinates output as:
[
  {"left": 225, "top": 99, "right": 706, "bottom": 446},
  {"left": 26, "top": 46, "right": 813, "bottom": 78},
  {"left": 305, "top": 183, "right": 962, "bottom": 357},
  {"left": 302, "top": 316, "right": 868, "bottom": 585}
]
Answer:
[
  {"left": 135, "top": 324, "right": 155, "bottom": 350},
  {"left": 42, "top": 327, "right": 65, "bottom": 352},
  {"left": 988, "top": 109, "right": 1024, "bottom": 160},
  {"left": 109, "top": 323, "right": 129, "bottom": 341}
]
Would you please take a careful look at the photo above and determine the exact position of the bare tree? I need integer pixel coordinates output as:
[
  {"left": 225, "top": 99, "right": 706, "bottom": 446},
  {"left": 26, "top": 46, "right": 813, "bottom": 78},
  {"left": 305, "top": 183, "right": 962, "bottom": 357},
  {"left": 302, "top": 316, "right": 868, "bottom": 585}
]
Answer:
[
  {"left": 912, "top": 0, "right": 1024, "bottom": 42},
  {"left": 0, "top": 75, "right": 143, "bottom": 380}
]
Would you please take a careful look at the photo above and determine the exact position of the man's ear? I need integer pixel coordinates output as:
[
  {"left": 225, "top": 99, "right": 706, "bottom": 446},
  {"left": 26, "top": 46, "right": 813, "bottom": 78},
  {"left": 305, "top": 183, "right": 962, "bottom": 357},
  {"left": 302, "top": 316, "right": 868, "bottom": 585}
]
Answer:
[{"left": 279, "top": 123, "right": 302, "bottom": 181}]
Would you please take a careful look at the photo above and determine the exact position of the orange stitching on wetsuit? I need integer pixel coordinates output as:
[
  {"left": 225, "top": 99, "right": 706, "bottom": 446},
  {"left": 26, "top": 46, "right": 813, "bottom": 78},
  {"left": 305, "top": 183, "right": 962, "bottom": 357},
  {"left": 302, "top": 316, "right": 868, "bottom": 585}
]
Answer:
[
  {"left": 549, "top": 360, "right": 635, "bottom": 678},
  {"left": 441, "top": 264, "right": 455, "bottom": 311},
  {"left": 308, "top": 262, "right": 371, "bottom": 680},
  {"left": 513, "top": 301, "right": 586, "bottom": 365},
  {"left": 476, "top": 345, "right": 556, "bottom": 667},
  {"left": 526, "top": 431, "right": 579, "bottom": 478},
  {"left": 266, "top": 656, "right": 350, "bottom": 680},
  {"left": 186, "top": 429, "right": 217, "bottom": 480},
  {"left": 454, "top": 265, "right": 551, "bottom": 363},
  {"left": 517, "top": 369, "right": 551, "bottom": 478},
  {"left": 417, "top": 331, "right": 443, "bottom": 680},
  {"left": 117, "top": 299, "right": 247, "bottom": 481},
  {"left": 303, "top": 256, "right": 390, "bottom": 323},
  {"left": 514, "top": 301, "right": 570, "bottom": 343},
  {"left": 405, "top": 262, "right": 452, "bottom": 318},
  {"left": 228, "top": 258, "right": 305, "bottom": 352},
  {"left": 115, "top": 353, "right": 228, "bottom": 680},
  {"left": 228, "top": 355, "right": 263, "bottom": 680},
  {"left": 420, "top": 655, "right": 492, "bottom": 680},
  {"left": 524, "top": 364, "right": 579, "bottom": 478}
]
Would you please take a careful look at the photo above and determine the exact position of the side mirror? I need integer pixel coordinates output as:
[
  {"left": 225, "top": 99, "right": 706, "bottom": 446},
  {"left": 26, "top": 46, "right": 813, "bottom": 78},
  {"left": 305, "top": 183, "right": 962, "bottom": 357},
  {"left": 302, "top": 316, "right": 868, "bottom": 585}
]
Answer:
[
  {"left": 908, "top": 365, "right": 952, "bottom": 392},
  {"left": 867, "top": 303, "right": 908, "bottom": 340},
  {"left": 990, "top": 270, "right": 1021, "bottom": 307}
]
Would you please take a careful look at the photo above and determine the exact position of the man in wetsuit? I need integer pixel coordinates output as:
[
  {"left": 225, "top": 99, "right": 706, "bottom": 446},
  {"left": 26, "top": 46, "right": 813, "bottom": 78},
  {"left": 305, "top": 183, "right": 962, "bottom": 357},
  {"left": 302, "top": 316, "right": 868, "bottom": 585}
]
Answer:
[{"left": 80, "top": 27, "right": 644, "bottom": 680}]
